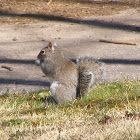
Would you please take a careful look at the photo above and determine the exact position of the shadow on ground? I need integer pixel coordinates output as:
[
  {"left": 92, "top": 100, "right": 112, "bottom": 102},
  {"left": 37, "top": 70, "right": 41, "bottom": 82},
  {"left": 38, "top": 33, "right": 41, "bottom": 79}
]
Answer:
[
  {"left": 0, "top": 59, "right": 35, "bottom": 65},
  {"left": 1, "top": 57, "right": 140, "bottom": 65},
  {"left": 0, "top": 2, "right": 140, "bottom": 93},
  {"left": 0, "top": 78, "right": 50, "bottom": 86},
  {"left": 0, "top": 11, "right": 140, "bottom": 32},
  {"left": 1, "top": 58, "right": 140, "bottom": 65}
]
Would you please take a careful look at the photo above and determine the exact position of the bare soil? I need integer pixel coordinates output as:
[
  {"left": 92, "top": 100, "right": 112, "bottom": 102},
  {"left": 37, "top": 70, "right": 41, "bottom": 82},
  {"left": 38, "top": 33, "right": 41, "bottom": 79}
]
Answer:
[{"left": 0, "top": 0, "right": 139, "bottom": 24}]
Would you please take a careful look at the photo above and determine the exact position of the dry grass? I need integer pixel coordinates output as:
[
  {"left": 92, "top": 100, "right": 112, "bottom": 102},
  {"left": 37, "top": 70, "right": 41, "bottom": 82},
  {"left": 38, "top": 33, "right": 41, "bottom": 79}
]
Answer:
[{"left": 0, "top": 80, "right": 140, "bottom": 140}]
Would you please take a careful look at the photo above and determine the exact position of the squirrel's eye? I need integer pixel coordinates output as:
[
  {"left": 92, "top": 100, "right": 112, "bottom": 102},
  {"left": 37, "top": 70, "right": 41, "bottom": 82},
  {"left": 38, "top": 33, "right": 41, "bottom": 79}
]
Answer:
[{"left": 41, "top": 50, "right": 45, "bottom": 54}]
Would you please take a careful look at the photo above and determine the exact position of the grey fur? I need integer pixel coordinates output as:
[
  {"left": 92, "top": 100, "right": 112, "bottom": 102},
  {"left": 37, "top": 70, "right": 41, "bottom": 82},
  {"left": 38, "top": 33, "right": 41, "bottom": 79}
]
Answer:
[
  {"left": 77, "top": 57, "right": 103, "bottom": 97},
  {"left": 37, "top": 42, "right": 78, "bottom": 104},
  {"left": 36, "top": 42, "right": 103, "bottom": 104}
]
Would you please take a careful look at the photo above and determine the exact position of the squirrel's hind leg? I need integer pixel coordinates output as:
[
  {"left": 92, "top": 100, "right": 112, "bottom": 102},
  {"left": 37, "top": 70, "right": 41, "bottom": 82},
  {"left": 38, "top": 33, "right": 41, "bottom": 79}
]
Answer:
[{"left": 50, "top": 81, "right": 77, "bottom": 104}]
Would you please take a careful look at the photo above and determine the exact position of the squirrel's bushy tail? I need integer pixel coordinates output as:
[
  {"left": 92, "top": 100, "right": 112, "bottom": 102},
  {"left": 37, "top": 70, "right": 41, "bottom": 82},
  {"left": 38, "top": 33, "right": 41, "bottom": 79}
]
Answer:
[{"left": 77, "top": 57, "right": 103, "bottom": 97}]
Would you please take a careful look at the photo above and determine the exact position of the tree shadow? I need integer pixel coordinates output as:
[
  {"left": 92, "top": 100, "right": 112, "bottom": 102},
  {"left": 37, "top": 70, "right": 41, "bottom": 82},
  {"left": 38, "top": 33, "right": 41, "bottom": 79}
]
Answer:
[
  {"left": 0, "top": 58, "right": 35, "bottom": 65},
  {"left": 72, "top": 58, "right": 140, "bottom": 65},
  {"left": 100, "top": 58, "right": 140, "bottom": 65},
  {"left": 0, "top": 58, "right": 139, "bottom": 87},
  {"left": 0, "top": 11, "right": 140, "bottom": 32},
  {"left": 0, "top": 58, "right": 50, "bottom": 87},
  {"left": 1, "top": 58, "right": 140, "bottom": 65},
  {"left": 0, "top": 78, "right": 50, "bottom": 86}
]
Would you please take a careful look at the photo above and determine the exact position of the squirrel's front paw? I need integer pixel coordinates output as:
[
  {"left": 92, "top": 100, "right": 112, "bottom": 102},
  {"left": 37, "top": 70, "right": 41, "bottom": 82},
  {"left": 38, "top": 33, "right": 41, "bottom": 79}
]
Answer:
[{"left": 35, "top": 60, "right": 40, "bottom": 66}]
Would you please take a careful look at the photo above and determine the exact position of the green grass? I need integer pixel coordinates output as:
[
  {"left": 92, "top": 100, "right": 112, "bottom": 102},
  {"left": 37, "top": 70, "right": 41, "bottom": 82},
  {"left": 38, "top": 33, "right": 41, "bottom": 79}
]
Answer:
[{"left": 0, "top": 80, "right": 140, "bottom": 140}]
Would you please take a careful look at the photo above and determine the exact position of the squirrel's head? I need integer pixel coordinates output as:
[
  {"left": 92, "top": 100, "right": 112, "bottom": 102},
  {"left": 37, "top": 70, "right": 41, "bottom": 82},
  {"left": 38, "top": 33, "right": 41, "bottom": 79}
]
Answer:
[{"left": 37, "top": 42, "right": 55, "bottom": 60}]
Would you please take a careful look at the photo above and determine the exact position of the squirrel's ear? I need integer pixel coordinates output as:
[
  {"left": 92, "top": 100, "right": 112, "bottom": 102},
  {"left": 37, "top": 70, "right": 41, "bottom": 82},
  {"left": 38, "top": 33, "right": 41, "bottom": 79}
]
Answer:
[
  {"left": 48, "top": 42, "right": 54, "bottom": 52},
  {"left": 48, "top": 42, "right": 52, "bottom": 48}
]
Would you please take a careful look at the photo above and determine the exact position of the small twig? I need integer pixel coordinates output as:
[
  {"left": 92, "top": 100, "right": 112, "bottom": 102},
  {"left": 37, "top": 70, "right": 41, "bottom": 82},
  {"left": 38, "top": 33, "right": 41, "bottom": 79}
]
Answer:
[
  {"left": 1, "top": 65, "right": 13, "bottom": 71},
  {"left": 99, "top": 39, "right": 137, "bottom": 46},
  {"left": 47, "top": 0, "right": 52, "bottom": 5}
]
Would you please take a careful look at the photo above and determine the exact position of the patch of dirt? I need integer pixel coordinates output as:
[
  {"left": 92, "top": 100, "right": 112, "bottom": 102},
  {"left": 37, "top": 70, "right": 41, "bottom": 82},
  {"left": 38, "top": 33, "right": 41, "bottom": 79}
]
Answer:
[
  {"left": 99, "top": 111, "right": 140, "bottom": 124},
  {"left": 0, "top": 0, "right": 139, "bottom": 24}
]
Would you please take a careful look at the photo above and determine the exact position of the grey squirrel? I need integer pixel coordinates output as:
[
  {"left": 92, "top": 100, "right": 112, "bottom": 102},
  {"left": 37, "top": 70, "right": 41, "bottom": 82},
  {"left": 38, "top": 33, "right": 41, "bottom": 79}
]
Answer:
[{"left": 36, "top": 42, "right": 103, "bottom": 104}]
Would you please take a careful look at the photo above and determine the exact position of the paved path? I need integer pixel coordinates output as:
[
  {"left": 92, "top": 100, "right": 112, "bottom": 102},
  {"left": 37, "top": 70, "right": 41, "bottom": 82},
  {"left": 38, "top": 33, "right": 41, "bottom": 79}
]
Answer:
[{"left": 0, "top": 9, "right": 140, "bottom": 94}]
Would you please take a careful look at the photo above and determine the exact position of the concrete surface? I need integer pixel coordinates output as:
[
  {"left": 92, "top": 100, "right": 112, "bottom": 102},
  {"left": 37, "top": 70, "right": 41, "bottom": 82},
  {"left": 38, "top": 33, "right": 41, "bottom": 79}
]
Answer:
[{"left": 0, "top": 9, "right": 140, "bottom": 94}]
